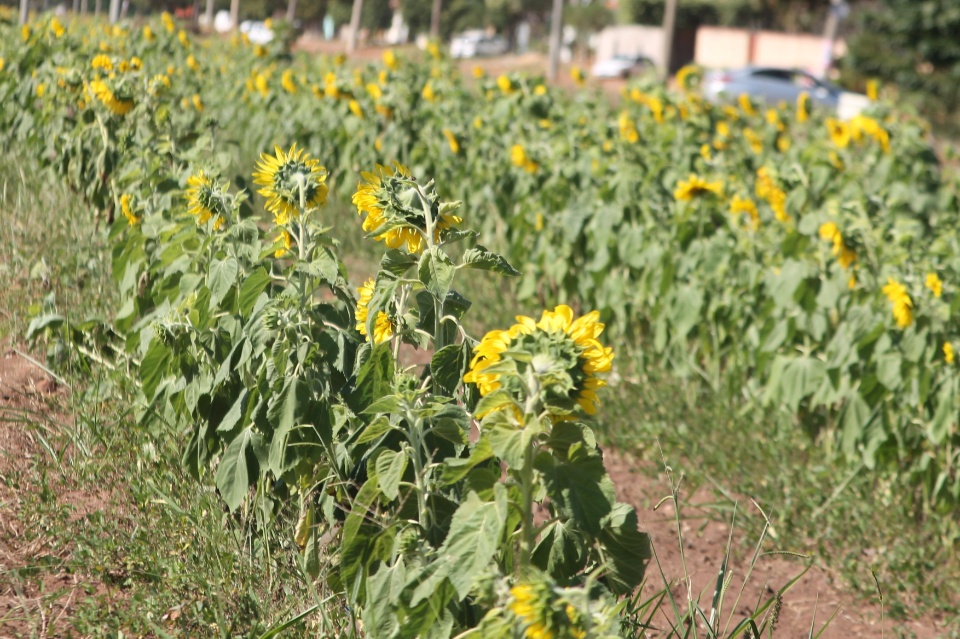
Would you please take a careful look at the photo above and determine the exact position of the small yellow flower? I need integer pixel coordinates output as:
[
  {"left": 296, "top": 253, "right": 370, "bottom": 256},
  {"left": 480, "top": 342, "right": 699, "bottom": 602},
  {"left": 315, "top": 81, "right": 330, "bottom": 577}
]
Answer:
[
  {"left": 497, "top": 74, "right": 514, "bottom": 94},
  {"left": 186, "top": 54, "right": 199, "bottom": 72},
  {"left": 92, "top": 54, "right": 113, "bottom": 71},
  {"left": 882, "top": 278, "right": 913, "bottom": 329},
  {"left": 383, "top": 49, "right": 398, "bottom": 70},
  {"left": 281, "top": 69, "right": 297, "bottom": 94},
  {"left": 797, "top": 91, "right": 809, "bottom": 123},
  {"left": 421, "top": 81, "right": 436, "bottom": 102},
  {"left": 510, "top": 145, "right": 538, "bottom": 174},
  {"left": 178, "top": 29, "right": 190, "bottom": 48},
  {"left": 534, "top": 84, "right": 547, "bottom": 96},
  {"left": 925, "top": 272, "right": 943, "bottom": 298},
  {"left": 274, "top": 229, "right": 293, "bottom": 258},
  {"left": 50, "top": 18, "right": 65, "bottom": 38},
  {"left": 617, "top": 111, "right": 639, "bottom": 144},
  {"left": 120, "top": 194, "right": 139, "bottom": 225},
  {"left": 570, "top": 65, "right": 585, "bottom": 87},
  {"left": 442, "top": 128, "right": 459, "bottom": 154},
  {"left": 866, "top": 79, "right": 879, "bottom": 101},
  {"left": 826, "top": 118, "right": 850, "bottom": 148},
  {"left": 944, "top": 342, "right": 955, "bottom": 364},
  {"left": 674, "top": 174, "right": 723, "bottom": 201},
  {"left": 355, "top": 279, "right": 395, "bottom": 344},
  {"left": 730, "top": 195, "right": 759, "bottom": 229},
  {"left": 738, "top": 93, "right": 756, "bottom": 116},
  {"left": 349, "top": 99, "right": 364, "bottom": 118},
  {"left": 191, "top": 94, "right": 204, "bottom": 111},
  {"left": 472, "top": 65, "right": 484, "bottom": 79}
]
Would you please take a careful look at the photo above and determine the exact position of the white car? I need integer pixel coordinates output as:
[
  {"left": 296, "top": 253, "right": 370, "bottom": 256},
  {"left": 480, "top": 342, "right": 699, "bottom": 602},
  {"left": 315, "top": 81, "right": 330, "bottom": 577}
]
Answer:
[
  {"left": 239, "top": 20, "right": 274, "bottom": 45},
  {"left": 591, "top": 54, "right": 654, "bottom": 79},
  {"left": 450, "top": 30, "right": 508, "bottom": 59}
]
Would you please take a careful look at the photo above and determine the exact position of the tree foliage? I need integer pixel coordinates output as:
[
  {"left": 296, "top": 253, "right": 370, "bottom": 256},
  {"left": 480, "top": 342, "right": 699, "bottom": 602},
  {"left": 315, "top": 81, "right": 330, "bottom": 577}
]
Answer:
[{"left": 845, "top": 0, "right": 960, "bottom": 126}]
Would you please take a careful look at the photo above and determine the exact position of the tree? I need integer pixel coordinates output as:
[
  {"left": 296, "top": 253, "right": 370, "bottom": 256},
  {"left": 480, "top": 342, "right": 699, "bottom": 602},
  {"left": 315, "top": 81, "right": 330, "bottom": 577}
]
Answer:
[
  {"left": 400, "top": 0, "right": 485, "bottom": 39},
  {"left": 845, "top": 0, "right": 960, "bottom": 126}
]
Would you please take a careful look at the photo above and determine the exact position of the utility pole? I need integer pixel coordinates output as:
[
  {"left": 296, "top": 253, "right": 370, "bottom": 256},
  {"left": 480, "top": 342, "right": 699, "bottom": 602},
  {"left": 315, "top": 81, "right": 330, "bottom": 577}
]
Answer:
[
  {"left": 661, "top": 0, "right": 678, "bottom": 77},
  {"left": 430, "top": 0, "right": 441, "bottom": 38},
  {"left": 19, "top": 0, "right": 28, "bottom": 25},
  {"left": 820, "top": 0, "right": 848, "bottom": 78},
  {"left": 347, "top": 0, "right": 363, "bottom": 54},
  {"left": 204, "top": 0, "right": 215, "bottom": 30},
  {"left": 230, "top": 0, "right": 240, "bottom": 31},
  {"left": 547, "top": 0, "right": 564, "bottom": 82},
  {"left": 108, "top": 0, "right": 119, "bottom": 23}
]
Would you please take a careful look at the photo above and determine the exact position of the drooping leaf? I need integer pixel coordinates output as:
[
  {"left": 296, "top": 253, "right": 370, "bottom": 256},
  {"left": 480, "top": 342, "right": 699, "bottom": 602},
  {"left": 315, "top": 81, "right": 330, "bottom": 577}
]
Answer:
[
  {"left": 216, "top": 427, "right": 261, "bottom": 512},
  {"left": 410, "top": 487, "right": 507, "bottom": 605},
  {"left": 208, "top": 256, "right": 239, "bottom": 310},
  {"left": 375, "top": 448, "right": 407, "bottom": 502},
  {"left": 460, "top": 246, "right": 521, "bottom": 277}
]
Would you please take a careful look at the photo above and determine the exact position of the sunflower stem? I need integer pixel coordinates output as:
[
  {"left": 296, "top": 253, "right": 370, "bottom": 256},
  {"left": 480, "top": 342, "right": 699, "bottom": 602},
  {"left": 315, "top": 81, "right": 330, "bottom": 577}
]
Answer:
[{"left": 518, "top": 437, "right": 536, "bottom": 575}]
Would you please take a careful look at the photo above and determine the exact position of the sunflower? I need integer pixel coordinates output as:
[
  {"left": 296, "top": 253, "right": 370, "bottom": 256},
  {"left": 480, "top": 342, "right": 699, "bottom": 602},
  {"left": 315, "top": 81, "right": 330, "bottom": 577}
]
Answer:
[
  {"left": 355, "top": 278, "right": 394, "bottom": 344},
  {"left": 509, "top": 581, "right": 586, "bottom": 639},
  {"left": 729, "top": 195, "right": 760, "bottom": 229},
  {"left": 674, "top": 174, "right": 723, "bottom": 201},
  {"left": 925, "top": 272, "right": 943, "bottom": 298},
  {"left": 186, "top": 170, "right": 228, "bottom": 230},
  {"left": 464, "top": 305, "right": 613, "bottom": 418},
  {"left": 442, "top": 128, "right": 460, "bottom": 154},
  {"left": 944, "top": 342, "right": 955, "bottom": 365},
  {"left": 89, "top": 79, "right": 134, "bottom": 115},
  {"left": 570, "top": 66, "right": 585, "bottom": 87},
  {"left": 253, "top": 143, "right": 328, "bottom": 225},
  {"left": 120, "top": 193, "right": 139, "bottom": 225},
  {"left": 882, "top": 278, "right": 913, "bottom": 329},
  {"left": 797, "top": 91, "right": 809, "bottom": 123},
  {"left": 826, "top": 118, "right": 850, "bottom": 148},
  {"left": 353, "top": 163, "right": 461, "bottom": 253}
]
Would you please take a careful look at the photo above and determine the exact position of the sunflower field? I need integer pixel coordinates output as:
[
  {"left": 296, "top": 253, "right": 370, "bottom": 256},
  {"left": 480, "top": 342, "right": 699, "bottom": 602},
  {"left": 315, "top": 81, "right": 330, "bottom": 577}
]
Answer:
[{"left": 3, "top": 8, "right": 960, "bottom": 636}]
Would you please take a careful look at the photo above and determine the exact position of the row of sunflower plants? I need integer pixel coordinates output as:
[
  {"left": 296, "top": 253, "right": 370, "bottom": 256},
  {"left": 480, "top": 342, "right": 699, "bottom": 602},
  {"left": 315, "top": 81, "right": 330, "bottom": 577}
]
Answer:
[
  {"left": 147, "top": 34, "right": 960, "bottom": 504},
  {"left": 4, "top": 12, "right": 960, "bottom": 510},
  {"left": 121, "top": 143, "right": 662, "bottom": 635},
  {"left": 2, "top": 16, "right": 671, "bottom": 635}
]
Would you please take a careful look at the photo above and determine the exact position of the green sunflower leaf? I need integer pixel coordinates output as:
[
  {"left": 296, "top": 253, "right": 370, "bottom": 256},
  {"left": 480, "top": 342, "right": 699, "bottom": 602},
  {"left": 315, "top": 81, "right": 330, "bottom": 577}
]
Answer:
[{"left": 460, "top": 246, "right": 521, "bottom": 277}]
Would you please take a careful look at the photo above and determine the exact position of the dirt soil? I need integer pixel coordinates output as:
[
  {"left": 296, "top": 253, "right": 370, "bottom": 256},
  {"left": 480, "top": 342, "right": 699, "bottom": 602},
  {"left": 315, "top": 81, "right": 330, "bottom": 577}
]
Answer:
[
  {"left": 0, "top": 345, "right": 117, "bottom": 639},
  {"left": 603, "top": 450, "right": 947, "bottom": 638}
]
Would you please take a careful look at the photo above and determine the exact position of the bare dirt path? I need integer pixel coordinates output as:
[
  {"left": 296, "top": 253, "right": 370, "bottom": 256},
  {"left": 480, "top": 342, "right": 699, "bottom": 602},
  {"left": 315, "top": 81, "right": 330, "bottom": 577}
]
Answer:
[
  {"left": 0, "top": 344, "right": 118, "bottom": 638},
  {"left": 603, "top": 450, "right": 948, "bottom": 638}
]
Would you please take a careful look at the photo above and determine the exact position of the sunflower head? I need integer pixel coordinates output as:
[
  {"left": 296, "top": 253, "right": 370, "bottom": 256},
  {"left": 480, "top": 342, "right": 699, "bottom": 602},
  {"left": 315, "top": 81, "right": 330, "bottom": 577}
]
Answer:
[
  {"left": 186, "top": 170, "right": 230, "bottom": 230},
  {"left": 253, "top": 143, "right": 328, "bottom": 225},
  {"left": 508, "top": 578, "right": 588, "bottom": 639},
  {"left": 355, "top": 278, "right": 396, "bottom": 344},
  {"left": 352, "top": 163, "right": 461, "bottom": 254},
  {"left": 674, "top": 174, "right": 723, "bottom": 201},
  {"left": 464, "top": 305, "right": 613, "bottom": 421}
]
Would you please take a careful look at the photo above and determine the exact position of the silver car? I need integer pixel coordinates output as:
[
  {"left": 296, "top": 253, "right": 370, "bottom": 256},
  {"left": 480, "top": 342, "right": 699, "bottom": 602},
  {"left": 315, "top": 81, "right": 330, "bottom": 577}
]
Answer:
[{"left": 704, "top": 66, "right": 844, "bottom": 110}]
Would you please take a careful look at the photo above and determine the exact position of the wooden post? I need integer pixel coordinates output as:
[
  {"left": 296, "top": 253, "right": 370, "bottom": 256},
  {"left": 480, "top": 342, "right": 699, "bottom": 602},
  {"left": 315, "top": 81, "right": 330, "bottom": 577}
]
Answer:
[
  {"left": 661, "top": 0, "right": 678, "bottom": 76},
  {"left": 429, "top": 0, "right": 441, "bottom": 38},
  {"left": 286, "top": 0, "right": 297, "bottom": 23},
  {"left": 204, "top": 0, "right": 215, "bottom": 30},
  {"left": 230, "top": 0, "right": 240, "bottom": 31},
  {"left": 108, "top": 0, "right": 119, "bottom": 23},
  {"left": 347, "top": 0, "right": 363, "bottom": 54},
  {"left": 19, "top": 0, "right": 29, "bottom": 26},
  {"left": 547, "top": 0, "right": 563, "bottom": 82}
]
